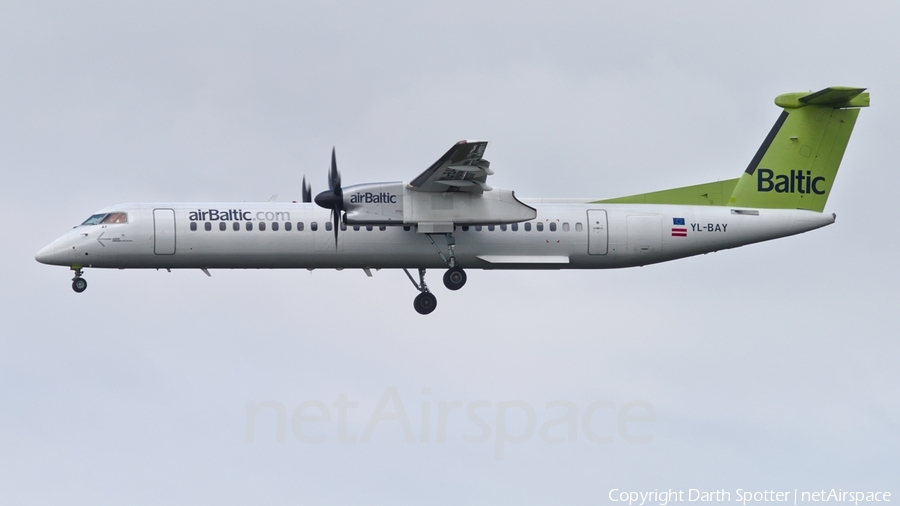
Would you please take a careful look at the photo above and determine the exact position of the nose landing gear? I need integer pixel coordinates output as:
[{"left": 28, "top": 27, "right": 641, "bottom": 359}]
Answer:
[{"left": 71, "top": 268, "right": 87, "bottom": 293}]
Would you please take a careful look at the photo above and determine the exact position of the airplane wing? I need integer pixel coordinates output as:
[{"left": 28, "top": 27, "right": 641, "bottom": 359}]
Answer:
[{"left": 408, "top": 140, "right": 494, "bottom": 193}]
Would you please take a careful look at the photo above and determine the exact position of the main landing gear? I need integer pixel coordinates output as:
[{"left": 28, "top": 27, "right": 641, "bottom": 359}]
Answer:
[
  {"left": 443, "top": 266, "right": 466, "bottom": 291},
  {"left": 426, "top": 232, "right": 467, "bottom": 291},
  {"left": 403, "top": 232, "right": 469, "bottom": 315},
  {"left": 404, "top": 268, "right": 437, "bottom": 315},
  {"left": 71, "top": 268, "right": 87, "bottom": 293}
]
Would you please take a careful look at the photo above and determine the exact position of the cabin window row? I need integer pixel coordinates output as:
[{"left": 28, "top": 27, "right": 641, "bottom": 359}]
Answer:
[
  {"left": 190, "top": 221, "right": 583, "bottom": 233},
  {"left": 188, "top": 221, "right": 389, "bottom": 232},
  {"left": 459, "top": 222, "right": 582, "bottom": 232}
]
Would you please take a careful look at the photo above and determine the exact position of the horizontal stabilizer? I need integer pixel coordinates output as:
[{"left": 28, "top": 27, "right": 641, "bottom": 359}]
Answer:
[{"left": 775, "top": 87, "right": 869, "bottom": 109}]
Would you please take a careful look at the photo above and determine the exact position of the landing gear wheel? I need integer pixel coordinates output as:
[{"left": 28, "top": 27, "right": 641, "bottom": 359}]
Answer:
[
  {"left": 72, "top": 278, "right": 87, "bottom": 293},
  {"left": 413, "top": 292, "right": 437, "bottom": 315},
  {"left": 443, "top": 266, "right": 467, "bottom": 291}
]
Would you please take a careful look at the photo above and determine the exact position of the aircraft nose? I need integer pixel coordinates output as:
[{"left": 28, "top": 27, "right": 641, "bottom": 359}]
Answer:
[
  {"left": 35, "top": 236, "right": 69, "bottom": 265},
  {"left": 35, "top": 243, "right": 55, "bottom": 264}
]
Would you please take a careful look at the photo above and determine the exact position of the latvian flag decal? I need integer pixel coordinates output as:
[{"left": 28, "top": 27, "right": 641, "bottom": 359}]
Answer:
[{"left": 672, "top": 218, "right": 687, "bottom": 237}]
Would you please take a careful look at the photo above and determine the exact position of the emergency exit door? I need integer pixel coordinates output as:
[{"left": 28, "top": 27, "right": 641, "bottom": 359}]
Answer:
[{"left": 587, "top": 210, "right": 608, "bottom": 255}]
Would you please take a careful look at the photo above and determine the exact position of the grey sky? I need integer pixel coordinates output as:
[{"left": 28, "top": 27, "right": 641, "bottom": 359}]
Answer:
[{"left": 2, "top": 1, "right": 897, "bottom": 504}]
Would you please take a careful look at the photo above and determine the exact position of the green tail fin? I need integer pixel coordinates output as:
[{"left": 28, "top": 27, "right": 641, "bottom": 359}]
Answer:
[{"left": 729, "top": 86, "right": 869, "bottom": 212}]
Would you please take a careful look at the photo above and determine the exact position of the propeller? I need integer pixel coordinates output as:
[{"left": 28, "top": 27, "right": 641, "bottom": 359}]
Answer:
[
  {"left": 313, "top": 147, "right": 343, "bottom": 247},
  {"left": 301, "top": 176, "right": 312, "bottom": 203}
]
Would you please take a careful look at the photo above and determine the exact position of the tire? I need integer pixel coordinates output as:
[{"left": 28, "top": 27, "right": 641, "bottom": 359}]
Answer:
[
  {"left": 443, "top": 267, "right": 467, "bottom": 291},
  {"left": 72, "top": 278, "right": 88, "bottom": 293},
  {"left": 413, "top": 292, "right": 437, "bottom": 315}
]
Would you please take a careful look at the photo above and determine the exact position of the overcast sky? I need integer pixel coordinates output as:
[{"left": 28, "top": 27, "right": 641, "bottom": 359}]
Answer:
[{"left": 1, "top": 1, "right": 898, "bottom": 504}]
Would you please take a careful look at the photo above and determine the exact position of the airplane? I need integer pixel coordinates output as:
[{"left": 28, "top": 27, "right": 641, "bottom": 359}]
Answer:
[{"left": 36, "top": 86, "right": 869, "bottom": 314}]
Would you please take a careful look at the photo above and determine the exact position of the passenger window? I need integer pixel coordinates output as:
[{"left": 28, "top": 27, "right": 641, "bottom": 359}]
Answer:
[
  {"left": 297, "top": 222, "right": 304, "bottom": 231},
  {"left": 488, "top": 225, "right": 495, "bottom": 231},
  {"left": 524, "top": 222, "right": 531, "bottom": 232},
  {"left": 403, "top": 226, "right": 410, "bottom": 231},
  {"left": 536, "top": 222, "right": 544, "bottom": 231},
  {"left": 353, "top": 225, "right": 360, "bottom": 231},
  {"left": 204, "top": 222, "right": 212, "bottom": 231},
  {"left": 511, "top": 223, "right": 518, "bottom": 231},
  {"left": 366, "top": 225, "right": 373, "bottom": 231},
  {"left": 341, "top": 223, "right": 347, "bottom": 231},
  {"left": 462, "top": 226, "right": 469, "bottom": 231},
  {"left": 575, "top": 222, "right": 583, "bottom": 232},
  {"left": 325, "top": 222, "right": 332, "bottom": 231},
  {"left": 272, "top": 222, "right": 279, "bottom": 231},
  {"left": 190, "top": 222, "right": 197, "bottom": 231},
  {"left": 285, "top": 222, "right": 292, "bottom": 231},
  {"left": 562, "top": 222, "right": 570, "bottom": 232},
  {"left": 233, "top": 222, "right": 240, "bottom": 231},
  {"left": 475, "top": 226, "right": 482, "bottom": 231},
  {"left": 549, "top": 222, "right": 557, "bottom": 232},
  {"left": 500, "top": 224, "right": 507, "bottom": 231},
  {"left": 311, "top": 222, "right": 318, "bottom": 231},
  {"left": 379, "top": 226, "right": 386, "bottom": 231},
  {"left": 259, "top": 222, "right": 266, "bottom": 231},
  {"left": 246, "top": 222, "right": 253, "bottom": 231},
  {"left": 219, "top": 222, "right": 226, "bottom": 231}
]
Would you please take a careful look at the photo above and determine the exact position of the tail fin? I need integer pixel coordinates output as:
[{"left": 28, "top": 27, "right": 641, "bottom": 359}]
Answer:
[{"left": 729, "top": 86, "right": 869, "bottom": 212}]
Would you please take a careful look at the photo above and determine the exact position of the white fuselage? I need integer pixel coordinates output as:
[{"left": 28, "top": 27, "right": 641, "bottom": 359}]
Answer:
[{"left": 35, "top": 201, "right": 835, "bottom": 271}]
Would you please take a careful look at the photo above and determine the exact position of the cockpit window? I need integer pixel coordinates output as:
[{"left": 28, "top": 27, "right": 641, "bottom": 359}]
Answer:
[
  {"left": 81, "top": 212, "right": 128, "bottom": 226},
  {"left": 100, "top": 213, "right": 128, "bottom": 224},
  {"left": 81, "top": 214, "right": 107, "bottom": 226}
]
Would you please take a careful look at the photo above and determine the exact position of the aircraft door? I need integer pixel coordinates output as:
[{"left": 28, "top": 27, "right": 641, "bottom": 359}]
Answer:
[
  {"left": 626, "top": 215, "right": 662, "bottom": 255},
  {"left": 153, "top": 208, "right": 176, "bottom": 255},
  {"left": 587, "top": 210, "right": 608, "bottom": 255}
]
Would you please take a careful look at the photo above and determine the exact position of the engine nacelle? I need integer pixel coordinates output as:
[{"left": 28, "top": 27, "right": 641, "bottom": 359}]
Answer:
[
  {"left": 342, "top": 182, "right": 406, "bottom": 224},
  {"left": 342, "top": 182, "right": 536, "bottom": 226}
]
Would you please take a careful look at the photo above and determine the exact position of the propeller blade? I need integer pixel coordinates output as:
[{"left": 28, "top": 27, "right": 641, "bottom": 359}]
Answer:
[
  {"left": 302, "top": 176, "right": 312, "bottom": 203},
  {"left": 329, "top": 147, "right": 341, "bottom": 191},
  {"left": 315, "top": 147, "right": 343, "bottom": 249},
  {"left": 333, "top": 211, "right": 339, "bottom": 248}
]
